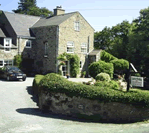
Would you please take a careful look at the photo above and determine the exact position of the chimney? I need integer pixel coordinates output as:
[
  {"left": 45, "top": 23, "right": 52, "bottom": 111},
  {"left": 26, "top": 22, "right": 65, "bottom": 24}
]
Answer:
[{"left": 54, "top": 6, "right": 65, "bottom": 16}]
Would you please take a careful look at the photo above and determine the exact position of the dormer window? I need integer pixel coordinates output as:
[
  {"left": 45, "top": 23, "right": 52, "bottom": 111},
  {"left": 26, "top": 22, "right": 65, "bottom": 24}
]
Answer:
[
  {"left": 74, "top": 22, "right": 80, "bottom": 31},
  {"left": 4, "top": 38, "right": 12, "bottom": 52},
  {"left": 25, "top": 40, "right": 32, "bottom": 48}
]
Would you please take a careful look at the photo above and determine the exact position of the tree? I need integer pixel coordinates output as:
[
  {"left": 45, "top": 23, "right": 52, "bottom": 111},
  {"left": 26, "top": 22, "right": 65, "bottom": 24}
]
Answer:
[
  {"left": 13, "top": 0, "right": 52, "bottom": 17},
  {"left": 94, "top": 26, "right": 113, "bottom": 50}
]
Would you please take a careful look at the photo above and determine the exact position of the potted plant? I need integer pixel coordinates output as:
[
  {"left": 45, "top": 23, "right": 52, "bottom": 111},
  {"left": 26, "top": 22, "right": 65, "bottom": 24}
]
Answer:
[
  {"left": 66, "top": 73, "right": 70, "bottom": 79},
  {"left": 59, "top": 61, "right": 66, "bottom": 66}
]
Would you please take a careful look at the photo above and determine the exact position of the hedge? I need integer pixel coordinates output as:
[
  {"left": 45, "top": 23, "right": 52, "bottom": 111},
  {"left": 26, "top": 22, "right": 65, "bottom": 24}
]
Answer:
[
  {"left": 37, "top": 73, "right": 149, "bottom": 108},
  {"left": 32, "top": 74, "right": 44, "bottom": 95},
  {"left": 110, "top": 59, "right": 129, "bottom": 74},
  {"left": 88, "top": 60, "right": 114, "bottom": 78},
  {"left": 100, "top": 50, "right": 118, "bottom": 62}
]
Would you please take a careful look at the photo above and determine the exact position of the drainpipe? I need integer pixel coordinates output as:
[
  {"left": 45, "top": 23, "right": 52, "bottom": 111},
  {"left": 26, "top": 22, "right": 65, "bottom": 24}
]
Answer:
[
  {"left": 56, "top": 26, "right": 59, "bottom": 73},
  {"left": 18, "top": 36, "right": 21, "bottom": 55}
]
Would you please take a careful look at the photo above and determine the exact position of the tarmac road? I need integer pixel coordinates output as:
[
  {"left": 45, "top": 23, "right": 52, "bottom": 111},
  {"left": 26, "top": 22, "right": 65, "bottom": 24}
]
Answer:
[{"left": 1, "top": 77, "right": 149, "bottom": 133}]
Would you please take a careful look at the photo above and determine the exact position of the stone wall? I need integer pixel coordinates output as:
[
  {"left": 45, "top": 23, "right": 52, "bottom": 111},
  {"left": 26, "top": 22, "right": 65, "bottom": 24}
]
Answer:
[
  {"left": 31, "top": 26, "right": 57, "bottom": 74},
  {"left": 38, "top": 91, "right": 149, "bottom": 122},
  {"left": 58, "top": 12, "right": 94, "bottom": 73}
]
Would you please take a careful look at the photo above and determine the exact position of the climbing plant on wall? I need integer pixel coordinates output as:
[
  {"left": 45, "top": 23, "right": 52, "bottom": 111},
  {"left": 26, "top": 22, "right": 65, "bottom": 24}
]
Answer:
[{"left": 57, "top": 52, "right": 80, "bottom": 77}]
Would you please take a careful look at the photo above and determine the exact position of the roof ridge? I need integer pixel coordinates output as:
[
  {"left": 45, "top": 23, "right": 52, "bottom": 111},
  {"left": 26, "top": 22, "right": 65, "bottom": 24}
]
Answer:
[{"left": 3, "top": 11, "right": 41, "bottom": 18}]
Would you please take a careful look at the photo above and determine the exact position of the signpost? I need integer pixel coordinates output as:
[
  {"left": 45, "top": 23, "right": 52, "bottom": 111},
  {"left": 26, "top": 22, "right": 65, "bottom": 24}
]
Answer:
[
  {"left": 126, "top": 62, "right": 144, "bottom": 91},
  {"left": 131, "top": 76, "right": 144, "bottom": 87}
]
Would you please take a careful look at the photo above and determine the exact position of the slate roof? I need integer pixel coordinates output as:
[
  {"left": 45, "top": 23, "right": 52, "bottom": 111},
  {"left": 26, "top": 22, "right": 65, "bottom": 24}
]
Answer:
[
  {"left": 89, "top": 50, "right": 101, "bottom": 55},
  {"left": 32, "top": 12, "right": 77, "bottom": 28},
  {"left": 3, "top": 11, "right": 40, "bottom": 37},
  {"left": 0, "top": 28, "right": 6, "bottom": 37}
]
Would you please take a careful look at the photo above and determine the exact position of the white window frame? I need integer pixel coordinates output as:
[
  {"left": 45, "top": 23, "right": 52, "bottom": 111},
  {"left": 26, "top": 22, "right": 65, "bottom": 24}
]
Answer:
[
  {"left": 74, "top": 21, "right": 80, "bottom": 31},
  {"left": 4, "top": 60, "right": 13, "bottom": 66},
  {"left": 0, "top": 60, "right": 13, "bottom": 68},
  {"left": 67, "top": 41, "right": 74, "bottom": 53},
  {"left": 4, "top": 38, "right": 12, "bottom": 52},
  {"left": 25, "top": 40, "right": 32, "bottom": 48},
  {"left": 81, "top": 43, "right": 87, "bottom": 53}
]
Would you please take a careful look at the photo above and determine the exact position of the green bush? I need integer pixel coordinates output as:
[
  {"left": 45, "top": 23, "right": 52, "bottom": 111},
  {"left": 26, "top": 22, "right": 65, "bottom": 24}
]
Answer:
[
  {"left": 100, "top": 50, "right": 118, "bottom": 62},
  {"left": 88, "top": 60, "right": 114, "bottom": 78},
  {"left": 32, "top": 74, "right": 44, "bottom": 95},
  {"left": 110, "top": 59, "right": 129, "bottom": 74},
  {"left": 94, "top": 80, "right": 119, "bottom": 90},
  {"left": 13, "top": 55, "right": 22, "bottom": 68},
  {"left": 95, "top": 73, "right": 111, "bottom": 82},
  {"left": 38, "top": 73, "right": 149, "bottom": 108}
]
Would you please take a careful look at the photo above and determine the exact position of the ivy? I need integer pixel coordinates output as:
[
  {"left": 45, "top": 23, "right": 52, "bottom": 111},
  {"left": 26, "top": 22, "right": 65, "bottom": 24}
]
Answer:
[
  {"left": 13, "top": 54, "right": 22, "bottom": 68},
  {"left": 57, "top": 52, "right": 80, "bottom": 77}
]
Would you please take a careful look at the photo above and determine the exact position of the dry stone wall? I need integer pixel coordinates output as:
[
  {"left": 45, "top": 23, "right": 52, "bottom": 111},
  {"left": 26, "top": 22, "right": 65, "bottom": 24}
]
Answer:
[{"left": 38, "top": 91, "right": 149, "bottom": 122}]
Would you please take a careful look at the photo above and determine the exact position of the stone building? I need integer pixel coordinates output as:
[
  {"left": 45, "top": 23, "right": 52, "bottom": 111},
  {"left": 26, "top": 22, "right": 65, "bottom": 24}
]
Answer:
[{"left": 0, "top": 6, "right": 99, "bottom": 76}]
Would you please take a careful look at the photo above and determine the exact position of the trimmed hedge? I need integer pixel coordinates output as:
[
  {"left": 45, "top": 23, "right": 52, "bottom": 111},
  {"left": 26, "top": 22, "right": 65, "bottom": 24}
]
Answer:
[
  {"left": 100, "top": 50, "right": 118, "bottom": 62},
  {"left": 95, "top": 73, "right": 111, "bottom": 82},
  {"left": 110, "top": 59, "right": 129, "bottom": 74},
  {"left": 88, "top": 60, "right": 114, "bottom": 78},
  {"left": 37, "top": 73, "right": 149, "bottom": 108},
  {"left": 32, "top": 74, "right": 44, "bottom": 95}
]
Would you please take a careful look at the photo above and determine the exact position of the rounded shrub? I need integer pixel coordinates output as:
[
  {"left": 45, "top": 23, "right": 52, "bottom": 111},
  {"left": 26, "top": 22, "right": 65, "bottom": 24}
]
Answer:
[
  {"left": 95, "top": 73, "right": 111, "bottom": 82},
  {"left": 100, "top": 50, "right": 118, "bottom": 62},
  {"left": 88, "top": 60, "right": 114, "bottom": 78},
  {"left": 110, "top": 59, "right": 129, "bottom": 74}
]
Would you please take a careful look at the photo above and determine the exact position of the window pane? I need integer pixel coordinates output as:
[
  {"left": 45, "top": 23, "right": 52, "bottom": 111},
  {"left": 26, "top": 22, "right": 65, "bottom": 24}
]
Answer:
[
  {"left": 67, "top": 47, "right": 74, "bottom": 52},
  {"left": 5, "top": 48, "right": 11, "bottom": 51},
  {"left": 0, "top": 61, "right": 3, "bottom": 66}
]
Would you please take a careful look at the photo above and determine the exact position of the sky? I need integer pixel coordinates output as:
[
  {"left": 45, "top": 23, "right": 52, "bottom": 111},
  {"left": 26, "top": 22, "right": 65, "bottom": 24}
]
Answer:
[{"left": 0, "top": 0, "right": 149, "bottom": 31}]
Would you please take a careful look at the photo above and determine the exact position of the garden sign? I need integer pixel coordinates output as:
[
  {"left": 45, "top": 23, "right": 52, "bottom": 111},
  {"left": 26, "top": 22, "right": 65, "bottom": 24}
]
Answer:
[{"left": 131, "top": 76, "right": 144, "bottom": 87}]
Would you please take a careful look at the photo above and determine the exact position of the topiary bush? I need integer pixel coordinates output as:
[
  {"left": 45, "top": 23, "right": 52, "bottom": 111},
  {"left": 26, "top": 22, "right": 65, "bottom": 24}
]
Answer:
[
  {"left": 110, "top": 59, "right": 129, "bottom": 74},
  {"left": 95, "top": 73, "right": 111, "bottom": 82},
  {"left": 88, "top": 60, "right": 114, "bottom": 79},
  {"left": 100, "top": 50, "right": 118, "bottom": 62}
]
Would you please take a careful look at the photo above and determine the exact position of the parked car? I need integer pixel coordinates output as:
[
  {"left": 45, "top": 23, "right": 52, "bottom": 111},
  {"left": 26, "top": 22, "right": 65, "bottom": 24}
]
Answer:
[{"left": 0, "top": 66, "right": 26, "bottom": 81}]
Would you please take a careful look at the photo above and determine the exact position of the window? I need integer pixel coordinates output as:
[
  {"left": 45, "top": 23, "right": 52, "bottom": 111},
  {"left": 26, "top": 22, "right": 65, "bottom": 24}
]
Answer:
[
  {"left": 0, "top": 60, "right": 3, "bottom": 68},
  {"left": 80, "top": 61, "right": 82, "bottom": 68},
  {"left": 0, "top": 60, "right": 13, "bottom": 68},
  {"left": 4, "top": 60, "right": 13, "bottom": 66},
  {"left": 74, "top": 22, "right": 80, "bottom": 31},
  {"left": 44, "top": 42, "right": 48, "bottom": 56},
  {"left": 81, "top": 43, "right": 87, "bottom": 53},
  {"left": 4, "top": 38, "right": 12, "bottom": 52},
  {"left": 67, "top": 41, "right": 74, "bottom": 53},
  {"left": 25, "top": 40, "right": 32, "bottom": 48}
]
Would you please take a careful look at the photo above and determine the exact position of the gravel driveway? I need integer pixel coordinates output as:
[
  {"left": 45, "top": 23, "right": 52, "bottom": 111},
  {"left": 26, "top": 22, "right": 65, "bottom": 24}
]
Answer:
[{"left": 1, "top": 77, "right": 149, "bottom": 133}]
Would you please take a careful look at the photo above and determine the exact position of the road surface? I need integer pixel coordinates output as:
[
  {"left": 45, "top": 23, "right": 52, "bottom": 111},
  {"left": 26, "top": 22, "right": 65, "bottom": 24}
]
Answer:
[{"left": 0, "top": 77, "right": 149, "bottom": 133}]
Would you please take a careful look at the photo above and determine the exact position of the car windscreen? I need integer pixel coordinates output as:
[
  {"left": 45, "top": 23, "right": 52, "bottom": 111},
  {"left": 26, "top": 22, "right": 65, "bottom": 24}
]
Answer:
[{"left": 8, "top": 67, "right": 21, "bottom": 72}]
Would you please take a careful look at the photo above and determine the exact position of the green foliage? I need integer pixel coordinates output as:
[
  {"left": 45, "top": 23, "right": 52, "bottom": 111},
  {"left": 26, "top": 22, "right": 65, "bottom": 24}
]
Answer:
[
  {"left": 57, "top": 53, "right": 80, "bottom": 77},
  {"left": 32, "top": 74, "right": 44, "bottom": 95},
  {"left": 38, "top": 73, "right": 149, "bottom": 108},
  {"left": 95, "top": 73, "right": 111, "bottom": 82},
  {"left": 13, "top": 0, "right": 53, "bottom": 17},
  {"left": 69, "top": 54, "right": 80, "bottom": 77},
  {"left": 100, "top": 50, "right": 118, "bottom": 62},
  {"left": 94, "top": 80, "right": 119, "bottom": 90},
  {"left": 13, "top": 55, "right": 22, "bottom": 68},
  {"left": 88, "top": 60, "right": 114, "bottom": 78},
  {"left": 110, "top": 59, "right": 129, "bottom": 74}
]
